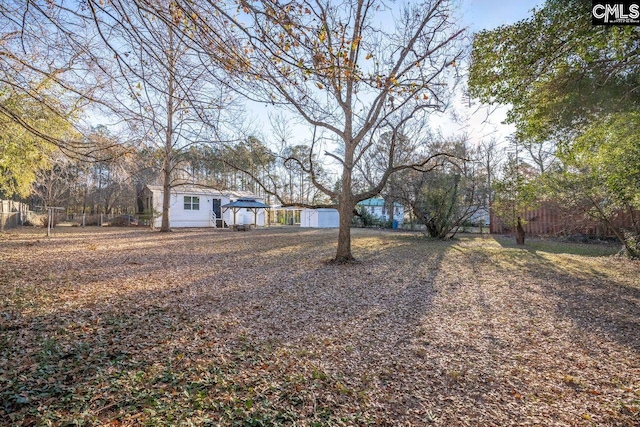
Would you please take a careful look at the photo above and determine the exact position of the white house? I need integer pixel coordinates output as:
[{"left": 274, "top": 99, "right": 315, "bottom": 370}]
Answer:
[
  {"left": 357, "top": 198, "right": 404, "bottom": 227},
  {"left": 140, "top": 185, "right": 267, "bottom": 228},
  {"left": 300, "top": 208, "right": 339, "bottom": 228}
]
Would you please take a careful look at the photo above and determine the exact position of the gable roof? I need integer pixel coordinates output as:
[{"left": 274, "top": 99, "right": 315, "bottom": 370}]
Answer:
[{"left": 143, "top": 184, "right": 261, "bottom": 200}]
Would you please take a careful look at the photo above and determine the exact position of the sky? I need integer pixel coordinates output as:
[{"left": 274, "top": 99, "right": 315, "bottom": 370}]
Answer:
[
  {"left": 235, "top": 0, "right": 550, "bottom": 172},
  {"left": 273, "top": 0, "right": 548, "bottom": 145},
  {"left": 462, "top": 0, "right": 545, "bottom": 31},
  {"left": 87, "top": 0, "right": 549, "bottom": 156},
  {"left": 442, "top": 0, "right": 546, "bottom": 145}
]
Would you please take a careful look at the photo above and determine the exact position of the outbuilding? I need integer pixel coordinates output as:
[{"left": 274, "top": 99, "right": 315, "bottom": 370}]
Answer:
[{"left": 300, "top": 208, "right": 339, "bottom": 228}]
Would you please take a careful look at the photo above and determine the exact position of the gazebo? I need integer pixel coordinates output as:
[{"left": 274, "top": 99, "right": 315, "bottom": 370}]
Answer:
[{"left": 221, "top": 199, "right": 270, "bottom": 229}]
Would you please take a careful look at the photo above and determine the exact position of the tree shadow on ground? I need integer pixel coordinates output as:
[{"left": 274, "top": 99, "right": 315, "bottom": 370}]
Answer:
[
  {"left": 479, "top": 240, "right": 639, "bottom": 351},
  {"left": 493, "top": 234, "right": 621, "bottom": 257},
  {"left": 1, "top": 229, "right": 448, "bottom": 425}
]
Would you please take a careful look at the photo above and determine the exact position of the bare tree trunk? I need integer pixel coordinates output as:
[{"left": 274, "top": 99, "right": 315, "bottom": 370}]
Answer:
[
  {"left": 335, "top": 198, "right": 355, "bottom": 262},
  {"left": 515, "top": 216, "right": 525, "bottom": 245},
  {"left": 591, "top": 202, "right": 639, "bottom": 258},
  {"left": 161, "top": 160, "right": 171, "bottom": 232},
  {"left": 334, "top": 144, "right": 355, "bottom": 262},
  {"left": 612, "top": 227, "right": 639, "bottom": 259},
  {"left": 160, "top": 28, "right": 176, "bottom": 233},
  {"left": 82, "top": 186, "right": 87, "bottom": 217}
]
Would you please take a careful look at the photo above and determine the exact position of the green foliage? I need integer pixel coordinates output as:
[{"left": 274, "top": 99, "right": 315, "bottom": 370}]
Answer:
[
  {"left": 354, "top": 205, "right": 380, "bottom": 228},
  {"left": 0, "top": 89, "right": 76, "bottom": 198},
  {"left": 180, "top": 137, "right": 277, "bottom": 194},
  {"left": 387, "top": 139, "right": 489, "bottom": 239},
  {"left": 469, "top": 0, "right": 640, "bottom": 143},
  {"left": 491, "top": 154, "right": 539, "bottom": 231},
  {"left": 568, "top": 112, "right": 640, "bottom": 207},
  {"left": 139, "top": 208, "right": 160, "bottom": 224},
  {"left": 412, "top": 171, "right": 470, "bottom": 239},
  {"left": 470, "top": 0, "right": 640, "bottom": 255},
  {"left": 547, "top": 113, "right": 640, "bottom": 257}
]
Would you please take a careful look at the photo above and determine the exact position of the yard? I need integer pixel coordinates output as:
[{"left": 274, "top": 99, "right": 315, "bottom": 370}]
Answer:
[{"left": 1, "top": 227, "right": 638, "bottom": 426}]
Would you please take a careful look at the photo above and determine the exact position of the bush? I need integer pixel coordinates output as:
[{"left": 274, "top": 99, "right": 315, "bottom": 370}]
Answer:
[
  {"left": 622, "top": 230, "right": 640, "bottom": 259},
  {"left": 42, "top": 214, "right": 57, "bottom": 228},
  {"left": 353, "top": 206, "right": 377, "bottom": 228},
  {"left": 105, "top": 215, "right": 138, "bottom": 227},
  {"left": 23, "top": 213, "right": 45, "bottom": 227}
]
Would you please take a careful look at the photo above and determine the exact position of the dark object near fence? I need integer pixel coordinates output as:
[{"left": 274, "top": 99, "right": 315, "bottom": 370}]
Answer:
[{"left": 231, "top": 224, "right": 251, "bottom": 231}]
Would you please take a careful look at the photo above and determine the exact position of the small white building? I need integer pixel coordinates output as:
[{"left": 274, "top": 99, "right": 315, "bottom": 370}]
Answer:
[
  {"left": 357, "top": 198, "right": 404, "bottom": 227},
  {"left": 468, "top": 207, "right": 490, "bottom": 227},
  {"left": 140, "top": 185, "right": 267, "bottom": 228},
  {"left": 300, "top": 208, "right": 339, "bottom": 228}
]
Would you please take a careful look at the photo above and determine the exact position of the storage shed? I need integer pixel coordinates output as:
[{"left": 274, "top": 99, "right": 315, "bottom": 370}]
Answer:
[{"left": 300, "top": 208, "right": 339, "bottom": 228}]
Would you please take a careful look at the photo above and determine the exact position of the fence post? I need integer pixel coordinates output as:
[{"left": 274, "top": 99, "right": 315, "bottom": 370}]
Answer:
[{"left": 47, "top": 208, "right": 51, "bottom": 237}]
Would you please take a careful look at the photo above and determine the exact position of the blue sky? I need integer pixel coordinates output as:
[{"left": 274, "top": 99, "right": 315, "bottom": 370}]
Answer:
[
  {"left": 240, "top": 1, "right": 550, "bottom": 153},
  {"left": 462, "top": 0, "right": 545, "bottom": 31},
  {"left": 448, "top": 0, "right": 546, "bottom": 144}
]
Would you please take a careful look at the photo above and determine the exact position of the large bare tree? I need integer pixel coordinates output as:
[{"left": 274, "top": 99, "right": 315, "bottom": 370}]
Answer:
[
  {"left": 0, "top": 1, "right": 123, "bottom": 160},
  {"left": 169, "top": 0, "right": 467, "bottom": 261}
]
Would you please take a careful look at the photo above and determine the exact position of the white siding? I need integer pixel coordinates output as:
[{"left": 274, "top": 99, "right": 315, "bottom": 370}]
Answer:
[
  {"left": 300, "top": 208, "right": 339, "bottom": 228},
  {"left": 148, "top": 186, "right": 265, "bottom": 228},
  {"left": 226, "top": 208, "right": 266, "bottom": 226}
]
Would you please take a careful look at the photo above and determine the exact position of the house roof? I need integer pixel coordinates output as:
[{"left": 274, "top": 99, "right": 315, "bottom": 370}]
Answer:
[
  {"left": 271, "top": 205, "right": 304, "bottom": 210},
  {"left": 358, "top": 198, "right": 403, "bottom": 208},
  {"left": 144, "top": 184, "right": 261, "bottom": 200},
  {"left": 221, "top": 199, "right": 270, "bottom": 209}
]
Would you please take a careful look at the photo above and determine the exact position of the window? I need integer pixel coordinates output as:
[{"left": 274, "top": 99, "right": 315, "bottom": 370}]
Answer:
[{"left": 184, "top": 196, "right": 200, "bottom": 210}]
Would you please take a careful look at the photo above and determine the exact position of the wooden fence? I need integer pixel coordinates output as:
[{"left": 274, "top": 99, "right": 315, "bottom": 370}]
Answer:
[
  {"left": 490, "top": 202, "right": 638, "bottom": 237},
  {"left": 0, "top": 200, "right": 29, "bottom": 231}
]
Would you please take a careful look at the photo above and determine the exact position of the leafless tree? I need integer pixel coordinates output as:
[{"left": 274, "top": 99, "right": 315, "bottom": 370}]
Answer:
[
  {"left": 386, "top": 136, "right": 489, "bottom": 238},
  {"left": 75, "top": 1, "right": 241, "bottom": 231},
  {"left": 165, "top": 0, "right": 467, "bottom": 261},
  {"left": 0, "top": 1, "right": 125, "bottom": 160}
]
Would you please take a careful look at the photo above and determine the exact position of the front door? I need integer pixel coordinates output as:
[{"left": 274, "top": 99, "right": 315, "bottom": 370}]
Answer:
[{"left": 212, "top": 199, "right": 223, "bottom": 227}]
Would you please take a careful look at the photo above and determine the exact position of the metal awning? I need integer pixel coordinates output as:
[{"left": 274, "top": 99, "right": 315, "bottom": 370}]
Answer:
[{"left": 221, "top": 199, "right": 270, "bottom": 209}]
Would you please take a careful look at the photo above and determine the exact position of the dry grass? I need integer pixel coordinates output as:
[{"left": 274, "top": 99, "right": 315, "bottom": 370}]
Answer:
[{"left": 1, "top": 227, "right": 638, "bottom": 426}]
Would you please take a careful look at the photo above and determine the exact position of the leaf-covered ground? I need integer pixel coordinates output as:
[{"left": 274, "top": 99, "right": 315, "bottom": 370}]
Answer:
[{"left": 1, "top": 227, "right": 638, "bottom": 426}]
